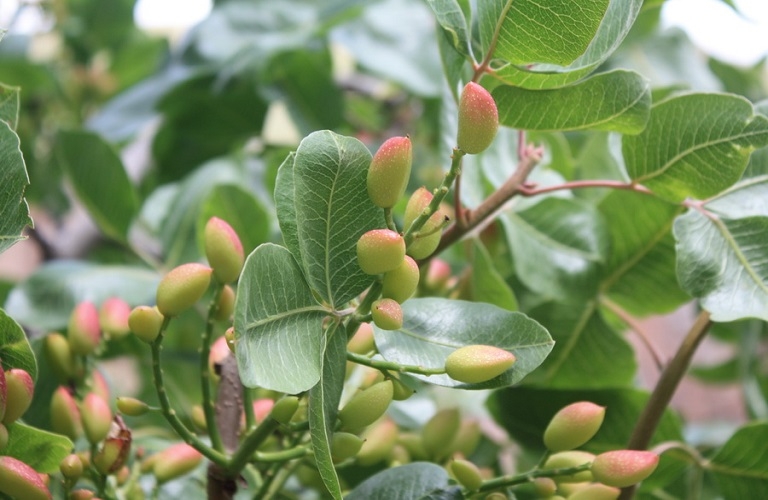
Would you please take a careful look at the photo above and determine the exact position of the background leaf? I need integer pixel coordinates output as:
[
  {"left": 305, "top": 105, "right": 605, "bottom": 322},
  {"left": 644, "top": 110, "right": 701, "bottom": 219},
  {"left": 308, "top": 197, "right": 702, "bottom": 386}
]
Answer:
[
  {"left": 308, "top": 323, "right": 347, "bottom": 500},
  {"left": 346, "top": 462, "right": 450, "bottom": 500},
  {"left": 469, "top": 240, "right": 517, "bottom": 311},
  {"left": 623, "top": 93, "right": 768, "bottom": 202},
  {"left": 290, "top": 131, "right": 384, "bottom": 308},
  {"left": 373, "top": 298, "right": 553, "bottom": 389},
  {"left": 709, "top": 422, "right": 768, "bottom": 499},
  {"left": 55, "top": 130, "right": 139, "bottom": 242},
  {"left": 234, "top": 244, "right": 328, "bottom": 393},
  {"left": 495, "top": 70, "right": 650, "bottom": 133},
  {"left": 0, "top": 83, "right": 20, "bottom": 129},
  {"left": 425, "top": 0, "right": 471, "bottom": 58},
  {"left": 0, "top": 309, "right": 37, "bottom": 380},
  {"left": 2, "top": 421, "right": 73, "bottom": 473},
  {"left": 0, "top": 119, "right": 31, "bottom": 255}
]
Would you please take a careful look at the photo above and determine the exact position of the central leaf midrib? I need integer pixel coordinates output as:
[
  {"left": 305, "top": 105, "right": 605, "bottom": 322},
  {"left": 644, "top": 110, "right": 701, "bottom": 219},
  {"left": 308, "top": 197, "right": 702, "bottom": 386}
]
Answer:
[{"left": 246, "top": 305, "right": 328, "bottom": 330}]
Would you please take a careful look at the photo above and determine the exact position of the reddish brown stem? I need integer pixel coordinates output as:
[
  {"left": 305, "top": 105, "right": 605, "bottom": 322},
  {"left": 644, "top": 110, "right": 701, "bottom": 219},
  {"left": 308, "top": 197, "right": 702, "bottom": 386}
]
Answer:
[{"left": 519, "top": 179, "right": 654, "bottom": 197}]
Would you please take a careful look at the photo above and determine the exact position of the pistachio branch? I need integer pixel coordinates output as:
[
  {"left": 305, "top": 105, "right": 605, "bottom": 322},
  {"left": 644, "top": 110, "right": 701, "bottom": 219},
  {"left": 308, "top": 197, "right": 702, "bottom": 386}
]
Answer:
[
  {"left": 476, "top": 462, "right": 592, "bottom": 493},
  {"left": 201, "top": 284, "right": 224, "bottom": 452},
  {"left": 346, "top": 351, "right": 446, "bottom": 376}
]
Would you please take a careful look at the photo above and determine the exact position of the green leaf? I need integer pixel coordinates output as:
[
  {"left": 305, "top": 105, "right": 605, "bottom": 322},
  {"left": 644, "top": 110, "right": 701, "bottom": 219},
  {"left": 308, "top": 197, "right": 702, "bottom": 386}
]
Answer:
[
  {"left": 346, "top": 462, "right": 450, "bottom": 500},
  {"left": 500, "top": 197, "right": 608, "bottom": 299},
  {"left": 55, "top": 130, "right": 139, "bottom": 242},
  {"left": 674, "top": 179, "right": 768, "bottom": 322},
  {"left": 480, "top": 0, "right": 610, "bottom": 67},
  {"left": 494, "top": 70, "right": 650, "bottom": 134},
  {"left": 308, "top": 323, "right": 347, "bottom": 500},
  {"left": 234, "top": 244, "right": 328, "bottom": 393},
  {"left": 0, "top": 309, "right": 37, "bottom": 380},
  {"left": 0, "top": 119, "right": 31, "bottom": 255},
  {"left": 2, "top": 421, "right": 73, "bottom": 473},
  {"left": 623, "top": 93, "right": 768, "bottom": 202},
  {"left": 373, "top": 298, "right": 553, "bottom": 389},
  {"left": 598, "top": 191, "right": 689, "bottom": 316},
  {"left": 290, "top": 131, "right": 385, "bottom": 308},
  {"left": 0, "top": 83, "right": 20, "bottom": 129},
  {"left": 196, "top": 184, "right": 270, "bottom": 259},
  {"left": 488, "top": 386, "right": 682, "bottom": 451},
  {"left": 425, "top": 0, "right": 471, "bottom": 57},
  {"left": 526, "top": 301, "right": 636, "bottom": 388},
  {"left": 690, "top": 357, "right": 740, "bottom": 384},
  {"left": 4, "top": 261, "right": 159, "bottom": 331},
  {"left": 709, "top": 422, "right": 768, "bottom": 499},
  {"left": 470, "top": 240, "right": 517, "bottom": 311},
  {"left": 275, "top": 152, "right": 301, "bottom": 263},
  {"left": 493, "top": 0, "right": 643, "bottom": 89}
]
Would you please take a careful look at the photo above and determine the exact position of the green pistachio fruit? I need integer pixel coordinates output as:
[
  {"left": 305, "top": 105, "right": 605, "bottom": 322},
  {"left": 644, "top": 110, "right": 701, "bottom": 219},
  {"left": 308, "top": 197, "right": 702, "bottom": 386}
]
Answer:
[
  {"left": 457, "top": 82, "right": 498, "bottom": 155},
  {"left": 356, "top": 229, "right": 406, "bottom": 275},
  {"left": 444, "top": 345, "right": 516, "bottom": 384},
  {"left": 367, "top": 136, "right": 413, "bottom": 208}
]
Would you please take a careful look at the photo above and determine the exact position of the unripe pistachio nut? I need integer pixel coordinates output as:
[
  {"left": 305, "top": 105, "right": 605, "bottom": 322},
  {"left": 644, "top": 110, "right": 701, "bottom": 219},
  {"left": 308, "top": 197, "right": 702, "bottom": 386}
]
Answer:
[
  {"left": 44, "top": 333, "right": 77, "bottom": 383},
  {"left": 382, "top": 256, "right": 420, "bottom": 303},
  {"left": 116, "top": 397, "right": 150, "bottom": 417},
  {"left": 543, "top": 451, "right": 594, "bottom": 483},
  {"left": 68, "top": 301, "right": 101, "bottom": 356},
  {"left": 156, "top": 263, "right": 213, "bottom": 317},
  {"left": 338, "top": 380, "right": 394, "bottom": 431},
  {"left": 389, "top": 443, "right": 410, "bottom": 465},
  {"left": 366, "top": 136, "right": 413, "bottom": 208},
  {"left": 81, "top": 393, "right": 113, "bottom": 444},
  {"left": 69, "top": 489, "right": 96, "bottom": 500},
  {"left": 204, "top": 217, "right": 245, "bottom": 283},
  {"left": 224, "top": 326, "right": 236, "bottom": 353},
  {"left": 371, "top": 299, "right": 403, "bottom": 331},
  {"left": 153, "top": 443, "right": 203, "bottom": 483},
  {"left": 356, "top": 229, "right": 406, "bottom": 275},
  {"left": 0, "top": 367, "right": 5, "bottom": 422},
  {"left": 450, "top": 459, "right": 483, "bottom": 491},
  {"left": 390, "top": 376, "right": 415, "bottom": 401},
  {"left": 347, "top": 323, "right": 376, "bottom": 355},
  {"left": 0, "top": 456, "right": 52, "bottom": 500},
  {"left": 444, "top": 344, "right": 516, "bottom": 384},
  {"left": 99, "top": 297, "right": 131, "bottom": 339},
  {"left": 3, "top": 368, "right": 34, "bottom": 425},
  {"left": 407, "top": 231, "right": 442, "bottom": 260},
  {"left": 357, "top": 418, "right": 399, "bottom": 466},
  {"left": 567, "top": 483, "right": 620, "bottom": 500},
  {"left": 591, "top": 450, "right": 659, "bottom": 488},
  {"left": 271, "top": 396, "right": 300, "bottom": 425},
  {"left": 214, "top": 284, "right": 235, "bottom": 320},
  {"left": 90, "top": 369, "right": 111, "bottom": 406},
  {"left": 403, "top": 188, "right": 447, "bottom": 259},
  {"left": 397, "top": 432, "right": 429, "bottom": 461},
  {"left": 331, "top": 432, "right": 365, "bottom": 463},
  {"left": 50, "top": 387, "right": 82, "bottom": 440},
  {"left": 457, "top": 82, "right": 498, "bottom": 155},
  {"left": 421, "top": 408, "right": 460, "bottom": 460},
  {"left": 452, "top": 418, "right": 482, "bottom": 457},
  {"left": 59, "top": 454, "right": 84, "bottom": 481},
  {"left": 424, "top": 258, "right": 452, "bottom": 291},
  {"left": 128, "top": 306, "right": 164, "bottom": 343},
  {"left": 543, "top": 401, "right": 606, "bottom": 452},
  {"left": 0, "top": 423, "right": 8, "bottom": 451},
  {"left": 533, "top": 477, "right": 557, "bottom": 497}
]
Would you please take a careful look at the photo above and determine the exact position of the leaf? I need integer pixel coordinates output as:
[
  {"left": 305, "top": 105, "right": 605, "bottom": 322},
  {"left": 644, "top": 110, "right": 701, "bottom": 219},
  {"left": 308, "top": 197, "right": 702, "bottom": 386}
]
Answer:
[
  {"left": 709, "top": 422, "right": 768, "bottom": 499},
  {"left": 488, "top": 386, "right": 682, "bottom": 451},
  {"left": 346, "top": 462, "right": 451, "bottom": 500},
  {"left": 290, "top": 131, "right": 385, "bottom": 308},
  {"left": 196, "top": 183, "right": 270, "bottom": 259},
  {"left": 494, "top": 70, "right": 650, "bottom": 134},
  {"left": 0, "top": 309, "right": 37, "bottom": 380},
  {"left": 308, "top": 323, "right": 347, "bottom": 500},
  {"left": 0, "top": 119, "right": 31, "bottom": 255},
  {"left": 470, "top": 240, "right": 517, "bottom": 311},
  {"left": 493, "top": 0, "right": 644, "bottom": 89},
  {"left": 598, "top": 191, "right": 689, "bottom": 316},
  {"left": 500, "top": 197, "right": 608, "bottom": 299},
  {"left": 2, "top": 422, "right": 73, "bottom": 473},
  {"left": 4, "top": 261, "right": 159, "bottom": 331},
  {"left": 425, "top": 0, "right": 471, "bottom": 57},
  {"left": 373, "top": 298, "right": 553, "bottom": 389},
  {"left": 55, "top": 130, "right": 139, "bottom": 242},
  {"left": 525, "top": 301, "right": 636, "bottom": 388},
  {"left": 674, "top": 184, "right": 768, "bottom": 322},
  {"left": 479, "top": 0, "right": 610, "bottom": 67},
  {"left": 623, "top": 93, "right": 768, "bottom": 202},
  {"left": 234, "top": 244, "right": 328, "bottom": 393},
  {"left": 0, "top": 83, "right": 20, "bottom": 129},
  {"left": 275, "top": 152, "right": 301, "bottom": 262}
]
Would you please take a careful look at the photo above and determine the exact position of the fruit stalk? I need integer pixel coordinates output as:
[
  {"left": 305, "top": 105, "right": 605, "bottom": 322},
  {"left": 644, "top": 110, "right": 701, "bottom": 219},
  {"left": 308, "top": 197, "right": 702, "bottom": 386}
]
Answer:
[{"left": 201, "top": 285, "right": 225, "bottom": 452}]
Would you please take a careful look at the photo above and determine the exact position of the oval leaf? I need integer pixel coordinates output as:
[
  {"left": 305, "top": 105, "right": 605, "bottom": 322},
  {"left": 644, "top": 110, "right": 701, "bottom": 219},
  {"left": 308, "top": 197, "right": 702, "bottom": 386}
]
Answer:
[
  {"left": 494, "top": 70, "right": 650, "bottom": 134},
  {"left": 0, "top": 309, "right": 37, "bottom": 380},
  {"left": 346, "top": 462, "right": 450, "bottom": 500},
  {"left": 373, "top": 298, "right": 553, "bottom": 389},
  {"left": 3, "top": 421, "right": 74, "bottom": 473},
  {"left": 0, "top": 119, "right": 32, "bottom": 255},
  {"left": 290, "top": 131, "right": 385, "bottom": 308},
  {"left": 624, "top": 93, "right": 768, "bottom": 202},
  {"left": 709, "top": 422, "right": 768, "bottom": 499},
  {"left": 234, "top": 243, "right": 328, "bottom": 393}
]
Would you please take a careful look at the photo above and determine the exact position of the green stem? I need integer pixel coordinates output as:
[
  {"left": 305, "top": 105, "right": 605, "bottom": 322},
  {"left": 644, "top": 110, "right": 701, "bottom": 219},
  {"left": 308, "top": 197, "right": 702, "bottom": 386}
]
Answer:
[
  {"left": 355, "top": 280, "right": 383, "bottom": 318},
  {"left": 618, "top": 310, "right": 712, "bottom": 500},
  {"left": 403, "top": 149, "right": 465, "bottom": 247},
  {"left": 384, "top": 207, "right": 397, "bottom": 232},
  {"left": 243, "top": 386, "right": 256, "bottom": 433},
  {"left": 202, "top": 285, "right": 225, "bottom": 452},
  {"left": 226, "top": 416, "right": 281, "bottom": 474},
  {"left": 151, "top": 317, "right": 229, "bottom": 468},
  {"left": 347, "top": 351, "right": 445, "bottom": 376},
  {"left": 254, "top": 446, "right": 310, "bottom": 463},
  {"left": 477, "top": 463, "right": 592, "bottom": 493}
]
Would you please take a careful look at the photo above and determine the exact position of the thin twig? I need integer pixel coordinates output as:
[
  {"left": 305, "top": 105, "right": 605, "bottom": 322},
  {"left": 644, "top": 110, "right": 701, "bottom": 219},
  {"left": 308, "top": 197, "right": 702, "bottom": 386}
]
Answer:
[
  {"left": 601, "top": 297, "right": 665, "bottom": 373},
  {"left": 518, "top": 179, "right": 654, "bottom": 197}
]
